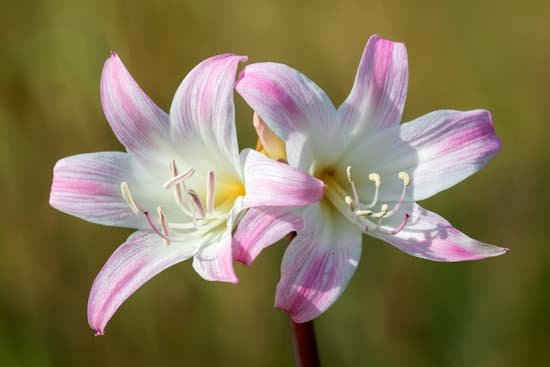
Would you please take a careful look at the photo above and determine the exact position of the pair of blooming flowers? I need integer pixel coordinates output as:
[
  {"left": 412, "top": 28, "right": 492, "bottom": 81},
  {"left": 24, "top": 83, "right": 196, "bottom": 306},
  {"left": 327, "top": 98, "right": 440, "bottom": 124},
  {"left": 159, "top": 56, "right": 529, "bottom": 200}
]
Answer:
[{"left": 50, "top": 35, "right": 507, "bottom": 335}]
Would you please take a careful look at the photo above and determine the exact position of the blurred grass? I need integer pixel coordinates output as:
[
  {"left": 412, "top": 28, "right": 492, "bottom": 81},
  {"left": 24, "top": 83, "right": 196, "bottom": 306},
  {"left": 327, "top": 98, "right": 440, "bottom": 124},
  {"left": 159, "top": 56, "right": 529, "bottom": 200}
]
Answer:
[{"left": 1, "top": 0, "right": 549, "bottom": 365}]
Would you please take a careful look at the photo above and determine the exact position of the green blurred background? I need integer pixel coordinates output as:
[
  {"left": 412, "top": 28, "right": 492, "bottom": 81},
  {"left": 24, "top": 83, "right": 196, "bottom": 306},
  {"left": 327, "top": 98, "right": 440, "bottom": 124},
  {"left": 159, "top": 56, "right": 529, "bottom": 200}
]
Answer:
[{"left": 1, "top": 0, "right": 549, "bottom": 365}]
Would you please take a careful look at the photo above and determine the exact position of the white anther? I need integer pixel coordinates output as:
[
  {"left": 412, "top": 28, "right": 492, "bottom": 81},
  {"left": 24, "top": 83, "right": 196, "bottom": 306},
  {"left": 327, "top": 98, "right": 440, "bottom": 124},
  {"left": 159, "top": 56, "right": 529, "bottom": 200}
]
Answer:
[
  {"left": 371, "top": 204, "right": 389, "bottom": 219},
  {"left": 187, "top": 189, "right": 205, "bottom": 218},
  {"left": 163, "top": 167, "right": 195, "bottom": 189},
  {"left": 365, "top": 172, "right": 381, "bottom": 209},
  {"left": 120, "top": 182, "right": 140, "bottom": 214},
  {"left": 355, "top": 209, "right": 374, "bottom": 217},
  {"left": 157, "top": 206, "right": 170, "bottom": 246},
  {"left": 398, "top": 171, "right": 411, "bottom": 187},
  {"left": 368, "top": 172, "right": 381, "bottom": 187},
  {"left": 206, "top": 170, "right": 215, "bottom": 214}
]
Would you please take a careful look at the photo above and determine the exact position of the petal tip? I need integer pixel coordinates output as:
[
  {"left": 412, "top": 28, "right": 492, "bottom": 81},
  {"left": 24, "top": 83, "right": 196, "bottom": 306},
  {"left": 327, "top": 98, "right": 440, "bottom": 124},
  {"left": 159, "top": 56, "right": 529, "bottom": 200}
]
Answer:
[{"left": 93, "top": 329, "right": 104, "bottom": 337}]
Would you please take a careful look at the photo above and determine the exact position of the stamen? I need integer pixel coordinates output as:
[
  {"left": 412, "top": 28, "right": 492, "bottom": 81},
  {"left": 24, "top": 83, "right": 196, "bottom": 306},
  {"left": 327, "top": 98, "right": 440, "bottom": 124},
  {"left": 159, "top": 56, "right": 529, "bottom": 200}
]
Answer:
[
  {"left": 157, "top": 206, "right": 170, "bottom": 246},
  {"left": 386, "top": 172, "right": 412, "bottom": 217},
  {"left": 346, "top": 166, "right": 360, "bottom": 210},
  {"left": 344, "top": 196, "right": 355, "bottom": 211},
  {"left": 206, "top": 170, "right": 215, "bottom": 214},
  {"left": 120, "top": 182, "right": 140, "bottom": 214},
  {"left": 355, "top": 209, "right": 374, "bottom": 217},
  {"left": 390, "top": 214, "right": 410, "bottom": 235},
  {"left": 371, "top": 204, "right": 389, "bottom": 219},
  {"left": 169, "top": 160, "right": 185, "bottom": 206},
  {"left": 163, "top": 167, "right": 195, "bottom": 189},
  {"left": 143, "top": 211, "right": 171, "bottom": 241},
  {"left": 365, "top": 173, "right": 381, "bottom": 208},
  {"left": 187, "top": 189, "right": 206, "bottom": 218}
]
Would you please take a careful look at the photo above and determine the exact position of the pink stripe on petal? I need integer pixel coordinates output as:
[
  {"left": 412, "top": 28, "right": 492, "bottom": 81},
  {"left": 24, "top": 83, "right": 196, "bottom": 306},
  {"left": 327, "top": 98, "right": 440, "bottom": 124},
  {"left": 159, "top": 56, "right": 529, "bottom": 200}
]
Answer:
[
  {"left": 241, "top": 149, "right": 325, "bottom": 208},
  {"left": 49, "top": 152, "right": 146, "bottom": 228},
  {"left": 88, "top": 231, "right": 198, "bottom": 335},
  {"left": 232, "top": 207, "right": 303, "bottom": 265},
  {"left": 275, "top": 204, "right": 362, "bottom": 323},
  {"left": 373, "top": 203, "right": 508, "bottom": 262},
  {"left": 338, "top": 35, "right": 408, "bottom": 133},
  {"left": 100, "top": 53, "right": 170, "bottom": 158},
  {"left": 170, "top": 54, "right": 247, "bottom": 176},
  {"left": 192, "top": 229, "right": 238, "bottom": 283}
]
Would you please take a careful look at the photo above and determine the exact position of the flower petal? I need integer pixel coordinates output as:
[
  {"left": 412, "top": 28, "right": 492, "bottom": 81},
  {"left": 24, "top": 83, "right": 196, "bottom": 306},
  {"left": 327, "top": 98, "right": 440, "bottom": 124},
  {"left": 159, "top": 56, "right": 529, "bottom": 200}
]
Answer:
[
  {"left": 49, "top": 152, "right": 147, "bottom": 228},
  {"left": 170, "top": 54, "right": 246, "bottom": 176},
  {"left": 275, "top": 203, "right": 362, "bottom": 323},
  {"left": 232, "top": 207, "right": 303, "bottom": 265},
  {"left": 372, "top": 202, "right": 508, "bottom": 261},
  {"left": 192, "top": 230, "right": 238, "bottom": 283},
  {"left": 338, "top": 35, "right": 408, "bottom": 133},
  {"left": 344, "top": 109, "right": 501, "bottom": 202},
  {"left": 88, "top": 231, "right": 199, "bottom": 335},
  {"left": 236, "top": 62, "right": 341, "bottom": 169},
  {"left": 241, "top": 149, "right": 325, "bottom": 208},
  {"left": 100, "top": 53, "right": 170, "bottom": 159}
]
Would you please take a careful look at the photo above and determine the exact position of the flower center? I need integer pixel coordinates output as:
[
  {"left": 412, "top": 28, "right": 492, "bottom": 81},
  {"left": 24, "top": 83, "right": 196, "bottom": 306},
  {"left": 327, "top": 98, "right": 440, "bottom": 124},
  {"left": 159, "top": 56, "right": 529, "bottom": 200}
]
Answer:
[
  {"left": 120, "top": 159, "right": 244, "bottom": 246},
  {"left": 319, "top": 164, "right": 411, "bottom": 236}
]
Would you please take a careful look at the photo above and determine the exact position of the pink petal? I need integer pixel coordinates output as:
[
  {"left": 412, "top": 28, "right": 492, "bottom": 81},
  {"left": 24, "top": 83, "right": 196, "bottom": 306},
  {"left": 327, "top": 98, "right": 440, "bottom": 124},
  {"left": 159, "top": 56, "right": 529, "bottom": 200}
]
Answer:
[
  {"left": 401, "top": 109, "right": 502, "bottom": 201},
  {"left": 275, "top": 204, "right": 362, "bottom": 323},
  {"left": 170, "top": 54, "right": 247, "bottom": 175},
  {"left": 372, "top": 202, "right": 508, "bottom": 261},
  {"left": 192, "top": 228, "right": 239, "bottom": 283},
  {"left": 49, "top": 152, "right": 146, "bottom": 228},
  {"left": 88, "top": 231, "right": 199, "bottom": 335},
  {"left": 241, "top": 149, "right": 325, "bottom": 208},
  {"left": 236, "top": 62, "right": 341, "bottom": 169},
  {"left": 100, "top": 53, "right": 170, "bottom": 159},
  {"left": 233, "top": 207, "right": 303, "bottom": 265},
  {"left": 345, "top": 109, "right": 501, "bottom": 202},
  {"left": 338, "top": 35, "right": 408, "bottom": 132}
]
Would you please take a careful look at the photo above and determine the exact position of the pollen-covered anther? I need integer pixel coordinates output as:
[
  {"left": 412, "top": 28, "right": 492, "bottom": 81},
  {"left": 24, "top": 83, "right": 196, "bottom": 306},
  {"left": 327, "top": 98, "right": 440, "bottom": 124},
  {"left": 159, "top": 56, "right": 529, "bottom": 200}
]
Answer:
[
  {"left": 344, "top": 195, "right": 355, "bottom": 211},
  {"left": 371, "top": 204, "right": 389, "bottom": 219},
  {"left": 398, "top": 171, "right": 411, "bottom": 187},
  {"left": 346, "top": 166, "right": 360, "bottom": 209},
  {"left": 120, "top": 181, "right": 140, "bottom": 214}
]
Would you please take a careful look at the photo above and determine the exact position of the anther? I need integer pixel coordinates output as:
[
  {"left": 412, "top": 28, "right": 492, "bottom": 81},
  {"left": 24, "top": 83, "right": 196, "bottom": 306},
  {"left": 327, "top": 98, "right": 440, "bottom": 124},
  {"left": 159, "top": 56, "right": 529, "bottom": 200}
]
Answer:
[
  {"left": 365, "top": 172, "right": 381, "bottom": 209},
  {"left": 398, "top": 171, "right": 411, "bottom": 187},
  {"left": 346, "top": 166, "right": 360, "bottom": 209},
  {"left": 344, "top": 196, "right": 355, "bottom": 211},
  {"left": 157, "top": 206, "right": 170, "bottom": 246},
  {"left": 187, "top": 189, "right": 206, "bottom": 218},
  {"left": 390, "top": 214, "right": 410, "bottom": 235},
  {"left": 355, "top": 209, "right": 374, "bottom": 217},
  {"left": 120, "top": 182, "right": 140, "bottom": 214},
  {"left": 371, "top": 204, "right": 389, "bottom": 219},
  {"left": 163, "top": 167, "right": 195, "bottom": 189},
  {"left": 169, "top": 160, "right": 185, "bottom": 206},
  {"left": 206, "top": 171, "right": 215, "bottom": 214}
]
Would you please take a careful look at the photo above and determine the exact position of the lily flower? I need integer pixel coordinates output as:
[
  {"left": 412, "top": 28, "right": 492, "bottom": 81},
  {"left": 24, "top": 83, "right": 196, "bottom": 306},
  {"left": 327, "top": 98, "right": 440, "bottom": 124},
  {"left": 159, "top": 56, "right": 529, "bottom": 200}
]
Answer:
[
  {"left": 235, "top": 35, "right": 508, "bottom": 323},
  {"left": 49, "top": 53, "right": 325, "bottom": 335}
]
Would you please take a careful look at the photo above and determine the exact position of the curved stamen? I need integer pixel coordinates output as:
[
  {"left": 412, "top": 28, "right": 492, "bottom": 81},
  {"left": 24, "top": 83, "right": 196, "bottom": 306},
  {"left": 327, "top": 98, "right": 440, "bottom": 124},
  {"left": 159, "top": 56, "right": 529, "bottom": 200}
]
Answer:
[
  {"left": 365, "top": 173, "right": 381, "bottom": 209},
  {"left": 157, "top": 206, "right": 170, "bottom": 246},
  {"left": 120, "top": 182, "right": 140, "bottom": 214},
  {"left": 385, "top": 172, "right": 411, "bottom": 217},
  {"left": 169, "top": 160, "right": 185, "bottom": 206},
  {"left": 346, "top": 166, "right": 360, "bottom": 210},
  {"left": 390, "top": 214, "right": 410, "bottom": 235},
  {"left": 206, "top": 170, "right": 215, "bottom": 214},
  {"left": 163, "top": 167, "right": 195, "bottom": 189},
  {"left": 143, "top": 211, "right": 171, "bottom": 241}
]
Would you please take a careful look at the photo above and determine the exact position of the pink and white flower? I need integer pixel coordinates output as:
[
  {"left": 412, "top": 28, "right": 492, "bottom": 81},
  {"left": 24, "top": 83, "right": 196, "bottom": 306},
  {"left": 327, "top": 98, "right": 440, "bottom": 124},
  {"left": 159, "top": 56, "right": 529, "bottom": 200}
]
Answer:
[
  {"left": 235, "top": 35, "right": 508, "bottom": 322},
  {"left": 49, "top": 53, "right": 324, "bottom": 335}
]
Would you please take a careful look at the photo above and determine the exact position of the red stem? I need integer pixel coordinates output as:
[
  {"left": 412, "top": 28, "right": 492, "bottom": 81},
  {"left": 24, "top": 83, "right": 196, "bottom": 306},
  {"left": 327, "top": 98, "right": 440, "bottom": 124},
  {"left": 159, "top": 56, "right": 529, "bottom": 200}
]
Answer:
[
  {"left": 284, "top": 233, "right": 321, "bottom": 366},
  {"left": 290, "top": 318, "right": 321, "bottom": 367}
]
